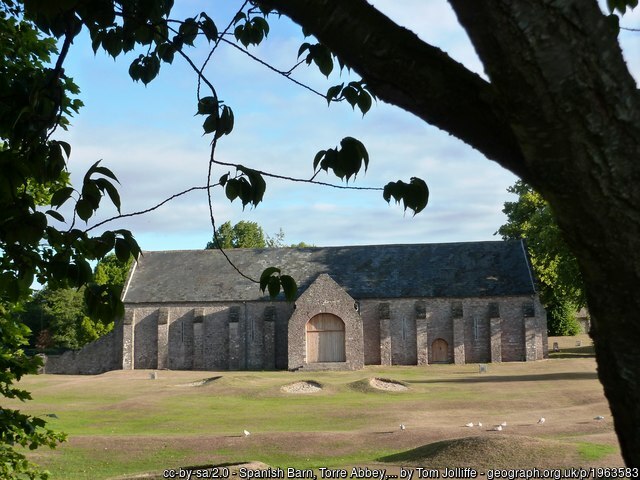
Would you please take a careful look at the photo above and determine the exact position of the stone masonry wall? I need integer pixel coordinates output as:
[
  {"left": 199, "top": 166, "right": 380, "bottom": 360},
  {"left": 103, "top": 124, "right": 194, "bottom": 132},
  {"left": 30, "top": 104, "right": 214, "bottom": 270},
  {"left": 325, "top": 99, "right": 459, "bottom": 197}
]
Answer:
[
  {"left": 355, "top": 295, "right": 546, "bottom": 366},
  {"left": 288, "top": 274, "right": 364, "bottom": 371},
  {"left": 121, "top": 301, "right": 293, "bottom": 371},
  {"left": 44, "top": 293, "right": 545, "bottom": 374},
  {"left": 43, "top": 324, "right": 123, "bottom": 374}
]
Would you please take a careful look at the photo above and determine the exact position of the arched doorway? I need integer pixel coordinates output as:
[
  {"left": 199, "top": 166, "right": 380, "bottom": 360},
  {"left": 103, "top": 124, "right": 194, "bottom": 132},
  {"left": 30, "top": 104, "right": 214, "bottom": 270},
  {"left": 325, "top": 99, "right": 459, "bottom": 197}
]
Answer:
[
  {"left": 306, "top": 313, "right": 346, "bottom": 362},
  {"left": 431, "top": 338, "right": 449, "bottom": 363}
]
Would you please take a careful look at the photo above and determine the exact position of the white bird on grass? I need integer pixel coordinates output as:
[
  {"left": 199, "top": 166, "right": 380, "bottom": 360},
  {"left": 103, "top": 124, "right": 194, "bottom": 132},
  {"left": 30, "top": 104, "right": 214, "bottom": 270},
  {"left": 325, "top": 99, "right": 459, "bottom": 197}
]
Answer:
[
  {"left": 500, "top": 421, "right": 507, "bottom": 427},
  {"left": 400, "top": 424, "right": 406, "bottom": 431},
  {"left": 465, "top": 422, "right": 474, "bottom": 427},
  {"left": 477, "top": 422, "right": 483, "bottom": 427},
  {"left": 243, "top": 430, "right": 251, "bottom": 436},
  {"left": 594, "top": 416, "right": 605, "bottom": 421},
  {"left": 537, "top": 417, "right": 546, "bottom": 425},
  {"left": 494, "top": 425, "right": 503, "bottom": 431}
]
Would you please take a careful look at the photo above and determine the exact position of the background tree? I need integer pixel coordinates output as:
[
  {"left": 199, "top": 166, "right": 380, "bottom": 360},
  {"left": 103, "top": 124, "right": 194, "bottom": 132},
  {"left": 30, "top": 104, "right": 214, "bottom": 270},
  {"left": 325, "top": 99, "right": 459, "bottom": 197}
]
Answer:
[
  {"left": 93, "top": 253, "right": 133, "bottom": 289},
  {"left": 266, "top": 228, "right": 315, "bottom": 248},
  {"left": 207, "top": 222, "right": 314, "bottom": 249},
  {"left": 20, "top": 287, "right": 113, "bottom": 351},
  {"left": 205, "top": 221, "right": 267, "bottom": 249},
  {"left": 498, "top": 181, "right": 583, "bottom": 336}
]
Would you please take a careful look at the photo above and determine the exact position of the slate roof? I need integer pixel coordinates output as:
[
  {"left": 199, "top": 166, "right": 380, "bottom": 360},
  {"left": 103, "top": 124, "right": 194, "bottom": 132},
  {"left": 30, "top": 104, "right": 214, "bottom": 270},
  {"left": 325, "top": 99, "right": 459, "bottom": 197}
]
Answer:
[{"left": 122, "top": 240, "right": 536, "bottom": 304}]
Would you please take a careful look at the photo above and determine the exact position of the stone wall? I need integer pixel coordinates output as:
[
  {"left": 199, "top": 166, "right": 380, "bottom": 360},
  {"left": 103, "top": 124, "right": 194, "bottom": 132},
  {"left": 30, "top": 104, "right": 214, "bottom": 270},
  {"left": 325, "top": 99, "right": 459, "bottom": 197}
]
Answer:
[
  {"left": 287, "top": 274, "right": 364, "bottom": 371},
  {"left": 43, "top": 290, "right": 546, "bottom": 374},
  {"left": 43, "top": 325, "right": 123, "bottom": 374},
  {"left": 121, "top": 301, "right": 293, "bottom": 371},
  {"left": 356, "top": 295, "right": 547, "bottom": 366}
]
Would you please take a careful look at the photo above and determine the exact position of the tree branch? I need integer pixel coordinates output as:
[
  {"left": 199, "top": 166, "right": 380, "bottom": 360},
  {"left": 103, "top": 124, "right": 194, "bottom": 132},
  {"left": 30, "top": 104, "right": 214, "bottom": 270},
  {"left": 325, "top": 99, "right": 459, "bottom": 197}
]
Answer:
[{"left": 257, "top": 0, "right": 527, "bottom": 177}]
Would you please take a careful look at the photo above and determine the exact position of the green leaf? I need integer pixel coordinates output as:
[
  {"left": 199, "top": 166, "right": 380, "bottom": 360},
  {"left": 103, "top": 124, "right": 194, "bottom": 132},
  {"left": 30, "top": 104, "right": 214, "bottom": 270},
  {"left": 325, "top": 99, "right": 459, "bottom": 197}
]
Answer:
[
  {"left": 326, "top": 83, "right": 343, "bottom": 106},
  {"left": 45, "top": 209, "right": 65, "bottom": 222},
  {"left": 76, "top": 198, "right": 93, "bottom": 221},
  {"left": 267, "top": 276, "right": 280, "bottom": 298},
  {"left": 357, "top": 91, "right": 373, "bottom": 115},
  {"left": 233, "top": 12, "right": 247, "bottom": 25},
  {"left": 157, "top": 42, "right": 175, "bottom": 64},
  {"left": 225, "top": 178, "right": 240, "bottom": 201},
  {"left": 313, "top": 149, "right": 327, "bottom": 171},
  {"left": 202, "top": 113, "right": 218, "bottom": 134},
  {"left": 237, "top": 165, "right": 266, "bottom": 207},
  {"left": 297, "top": 42, "right": 311, "bottom": 58},
  {"left": 114, "top": 238, "right": 130, "bottom": 262},
  {"left": 342, "top": 86, "right": 358, "bottom": 108},
  {"left": 280, "top": 275, "right": 297, "bottom": 302},
  {"left": 259, "top": 266, "right": 280, "bottom": 292},
  {"left": 199, "top": 12, "right": 218, "bottom": 42},
  {"left": 86, "top": 160, "right": 119, "bottom": 184},
  {"left": 50, "top": 186, "right": 74, "bottom": 208},
  {"left": 252, "top": 17, "right": 270, "bottom": 37},
  {"left": 383, "top": 177, "right": 429, "bottom": 215},
  {"left": 179, "top": 18, "right": 199, "bottom": 45},
  {"left": 197, "top": 96, "right": 218, "bottom": 115},
  {"left": 216, "top": 105, "right": 234, "bottom": 138},
  {"left": 94, "top": 178, "right": 121, "bottom": 213}
]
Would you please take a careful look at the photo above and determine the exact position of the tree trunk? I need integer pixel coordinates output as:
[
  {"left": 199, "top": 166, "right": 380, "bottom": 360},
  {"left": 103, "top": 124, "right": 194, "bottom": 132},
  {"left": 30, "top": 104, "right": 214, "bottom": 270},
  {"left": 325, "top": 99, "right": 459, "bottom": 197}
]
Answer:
[
  {"left": 262, "top": 0, "right": 640, "bottom": 466},
  {"left": 449, "top": 1, "right": 640, "bottom": 466}
]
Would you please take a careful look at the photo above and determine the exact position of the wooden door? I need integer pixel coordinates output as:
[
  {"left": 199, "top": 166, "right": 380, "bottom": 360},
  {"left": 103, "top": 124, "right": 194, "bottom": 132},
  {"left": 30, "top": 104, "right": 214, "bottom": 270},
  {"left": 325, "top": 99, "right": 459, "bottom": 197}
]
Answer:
[
  {"left": 306, "top": 313, "right": 346, "bottom": 363},
  {"left": 431, "top": 338, "right": 449, "bottom": 363}
]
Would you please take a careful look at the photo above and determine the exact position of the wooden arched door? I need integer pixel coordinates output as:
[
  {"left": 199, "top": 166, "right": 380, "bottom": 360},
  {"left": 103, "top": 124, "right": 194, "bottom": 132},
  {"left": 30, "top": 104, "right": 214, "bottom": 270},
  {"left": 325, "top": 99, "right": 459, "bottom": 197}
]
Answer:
[
  {"left": 431, "top": 338, "right": 449, "bottom": 363},
  {"left": 306, "top": 313, "right": 346, "bottom": 363}
]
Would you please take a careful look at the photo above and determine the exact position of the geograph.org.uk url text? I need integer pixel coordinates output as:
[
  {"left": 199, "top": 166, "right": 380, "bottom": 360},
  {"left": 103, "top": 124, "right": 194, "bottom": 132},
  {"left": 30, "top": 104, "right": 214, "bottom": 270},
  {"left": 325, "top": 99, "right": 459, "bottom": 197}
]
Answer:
[{"left": 161, "top": 466, "right": 639, "bottom": 480}]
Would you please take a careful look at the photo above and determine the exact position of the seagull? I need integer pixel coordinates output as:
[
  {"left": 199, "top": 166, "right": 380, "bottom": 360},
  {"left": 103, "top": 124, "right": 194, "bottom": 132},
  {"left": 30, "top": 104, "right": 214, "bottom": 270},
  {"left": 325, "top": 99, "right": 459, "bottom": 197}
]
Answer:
[
  {"left": 537, "top": 417, "right": 546, "bottom": 425},
  {"left": 494, "top": 425, "right": 503, "bottom": 431},
  {"left": 594, "top": 416, "right": 605, "bottom": 421},
  {"left": 500, "top": 421, "right": 507, "bottom": 427},
  {"left": 465, "top": 422, "right": 474, "bottom": 427},
  {"left": 400, "top": 424, "right": 406, "bottom": 430},
  {"left": 243, "top": 430, "right": 251, "bottom": 436},
  {"left": 477, "top": 422, "right": 483, "bottom": 427}
]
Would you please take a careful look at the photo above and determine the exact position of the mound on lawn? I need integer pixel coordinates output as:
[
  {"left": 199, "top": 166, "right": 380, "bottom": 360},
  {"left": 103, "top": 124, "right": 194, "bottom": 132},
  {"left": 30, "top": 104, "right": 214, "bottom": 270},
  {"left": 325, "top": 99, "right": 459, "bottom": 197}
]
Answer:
[
  {"left": 378, "top": 435, "right": 581, "bottom": 468},
  {"left": 349, "top": 377, "right": 408, "bottom": 393},
  {"left": 281, "top": 380, "right": 322, "bottom": 394}
]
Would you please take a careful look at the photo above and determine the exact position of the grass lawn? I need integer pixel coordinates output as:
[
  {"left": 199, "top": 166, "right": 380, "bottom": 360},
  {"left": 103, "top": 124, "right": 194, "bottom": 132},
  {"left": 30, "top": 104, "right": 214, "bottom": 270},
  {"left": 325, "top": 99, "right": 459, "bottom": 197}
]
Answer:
[{"left": 4, "top": 334, "right": 623, "bottom": 479}]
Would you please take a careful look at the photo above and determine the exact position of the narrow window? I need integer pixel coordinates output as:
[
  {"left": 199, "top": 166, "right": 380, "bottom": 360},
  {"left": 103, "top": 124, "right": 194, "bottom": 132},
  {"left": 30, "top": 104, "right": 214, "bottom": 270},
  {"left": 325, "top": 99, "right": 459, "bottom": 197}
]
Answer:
[{"left": 473, "top": 317, "right": 479, "bottom": 341}]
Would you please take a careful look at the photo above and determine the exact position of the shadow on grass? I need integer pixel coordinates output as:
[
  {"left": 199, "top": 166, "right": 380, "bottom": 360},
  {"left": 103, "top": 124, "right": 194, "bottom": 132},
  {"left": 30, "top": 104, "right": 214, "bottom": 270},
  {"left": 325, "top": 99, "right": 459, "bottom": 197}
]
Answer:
[
  {"left": 406, "top": 372, "right": 598, "bottom": 384},
  {"left": 549, "top": 346, "right": 595, "bottom": 359},
  {"left": 377, "top": 441, "right": 449, "bottom": 463}
]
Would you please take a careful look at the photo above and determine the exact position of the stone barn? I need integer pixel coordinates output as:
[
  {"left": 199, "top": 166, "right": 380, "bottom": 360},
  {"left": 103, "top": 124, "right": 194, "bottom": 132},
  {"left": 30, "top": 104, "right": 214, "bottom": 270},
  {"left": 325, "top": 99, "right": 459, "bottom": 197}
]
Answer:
[{"left": 43, "top": 240, "right": 547, "bottom": 374}]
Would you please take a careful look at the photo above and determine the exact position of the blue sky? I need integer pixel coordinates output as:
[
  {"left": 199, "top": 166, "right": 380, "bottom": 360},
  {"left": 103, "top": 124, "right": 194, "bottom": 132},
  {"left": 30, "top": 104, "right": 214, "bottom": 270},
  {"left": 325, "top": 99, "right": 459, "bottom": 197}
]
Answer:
[{"left": 57, "top": 1, "right": 640, "bottom": 251}]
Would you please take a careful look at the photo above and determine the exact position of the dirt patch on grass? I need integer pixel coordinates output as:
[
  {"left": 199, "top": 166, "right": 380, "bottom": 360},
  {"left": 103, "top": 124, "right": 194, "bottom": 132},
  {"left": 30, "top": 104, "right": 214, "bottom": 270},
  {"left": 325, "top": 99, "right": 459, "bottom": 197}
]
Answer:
[{"left": 281, "top": 380, "right": 322, "bottom": 394}]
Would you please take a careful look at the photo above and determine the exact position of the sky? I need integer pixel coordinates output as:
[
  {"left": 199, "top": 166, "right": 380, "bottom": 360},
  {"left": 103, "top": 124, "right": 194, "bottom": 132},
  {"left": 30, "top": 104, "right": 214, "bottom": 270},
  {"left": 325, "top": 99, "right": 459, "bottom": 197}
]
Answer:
[{"left": 56, "top": 1, "right": 640, "bottom": 252}]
